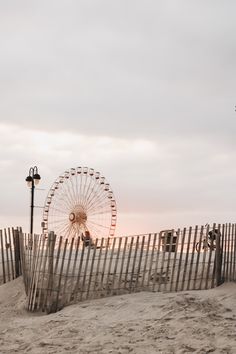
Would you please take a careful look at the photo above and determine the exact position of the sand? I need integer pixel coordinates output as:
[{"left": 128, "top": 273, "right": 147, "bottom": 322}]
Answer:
[{"left": 0, "top": 277, "right": 235, "bottom": 354}]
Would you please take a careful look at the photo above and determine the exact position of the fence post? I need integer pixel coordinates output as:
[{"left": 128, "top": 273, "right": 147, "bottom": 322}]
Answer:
[
  {"left": 13, "top": 228, "right": 21, "bottom": 278},
  {"left": 215, "top": 230, "right": 222, "bottom": 286}
]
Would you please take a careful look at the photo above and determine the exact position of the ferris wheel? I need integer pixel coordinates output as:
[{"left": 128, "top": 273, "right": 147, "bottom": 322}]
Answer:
[{"left": 42, "top": 167, "right": 117, "bottom": 241}]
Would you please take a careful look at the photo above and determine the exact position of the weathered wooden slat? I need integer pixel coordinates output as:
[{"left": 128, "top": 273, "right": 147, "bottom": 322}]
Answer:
[
  {"left": 4, "top": 229, "right": 10, "bottom": 281},
  {"left": 86, "top": 238, "right": 98, "bottom": 299},
  {"left": 140, "top": 234, "right": 151, "bottom": 288},
  {"left": 193, "top": 225, "right": 204, "bottom": 290},
  {"left": 229, "top": 224, "right": 234, "bottom": 280},
  {"left": 118, "top": 236, "right": 128, "bottom": 292},
  {"left": 111, "top": 237, "right": 122, "bottom": 294},
  {"left": 152, "top": 231, "right": 162, "bottom": 292},
  {"left": 199, "top": 224, "right": 210, "bottom": 290},
  {"left": 169, "top": 228, "right": 180, "bottom": 292},
  {"left": 226, "top": 223, "right": 231, "bottom": 281},
  {"left": 164, "top": 230, "right": 175, "bottom": 292},
  {"left": 12, "top": 228, "right": 21, "bottom": 278},
  {"left": 92, "top": 237, "right": 104, "bottom": 297},
  {"left": 146, "top": 233, "right": 157, "bottom": 289},
  {"left": 104, "top": 237, "right": 116, "bottom": 296},
  {"left": 187, "top": 225, "right": 198, "bottom": 290},
  {"left": 223, "top": 223, "right": 228, "bottom": 281},
  {"left": 36, "top": 235, "right": 52, "bottom": 310},
  {"left": 79, "top": 241, "right": 92, "bottom": 301},
  {"left": 175, "top": 228, "right": 186, "bottom": 292},
  {"left": 54, "top": 238, "right": 68, "bottom": 311},
  {"left": 28, "top": 234, "right": 45, "bottom": 311},
  {"left": 61, "top": 237, "right": 75, "bottom": 303},
  {"left": 233, "top": 224, "right": 236, "bottom": 281},
  {"left": 180, "top": 227, "right": 192, "bottom": 291},
  {"left": 136, "top": 235, "right": 145, "bottom": 290},
  {"left": 73, "top": 241, "right": 86, "bottom": 303},
  {"left": 99, "top": 237, "right": 110, "bottom": 294},
  {"left": 205, "top": 223, "right": 215, "bottom": 290},
  {"left": 129, "top": 236, "right": 139, "bottom": 293},
  {"left": 157, "top": 232, "right": 167, "bottom": 292},
  {"left": 0, "top": 230, "right": 6, "bottom": 283},
  {"left": 69, "top": 236, "right": 81, "bottom": 302},
  {"left": 215, "top": 226, "right": 223, "bottom": 287},
  {"left": 7, "top": 228, "right": 14, "bottom": 280},
  {"left": 19, "top": 232, "right": 30, "bottom": 294},
  {"left": 124, "top": 237, "right": 134, "bottom": 290},
  {"left": 44, "top": 232, "right": 56, "bottom": 313}
]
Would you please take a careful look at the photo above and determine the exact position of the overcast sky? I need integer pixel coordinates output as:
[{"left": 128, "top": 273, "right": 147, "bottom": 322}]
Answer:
[{"left": 0, "top": 1, "right": 236, "bottom": 235}]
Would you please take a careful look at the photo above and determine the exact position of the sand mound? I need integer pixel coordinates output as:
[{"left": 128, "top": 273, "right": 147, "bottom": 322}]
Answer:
[{"left": 0, "top": 278, "right": 236, "bottom": 353}]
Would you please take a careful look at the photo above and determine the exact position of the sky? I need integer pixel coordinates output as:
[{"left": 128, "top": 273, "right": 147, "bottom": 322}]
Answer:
[{"left": 0, "top": 0, "right": 236, "bottom": 236}]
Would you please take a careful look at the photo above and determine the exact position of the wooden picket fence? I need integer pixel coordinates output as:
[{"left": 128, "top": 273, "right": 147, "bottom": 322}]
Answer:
[
  {"left": 1, "top": 223, "right": 235, "bottom": 314},
  {"left": 0, "top": 228, "right": 22, "bottom": 284},
  {"left": 17, "top": 222, "right": 236, "bottom": 314}
]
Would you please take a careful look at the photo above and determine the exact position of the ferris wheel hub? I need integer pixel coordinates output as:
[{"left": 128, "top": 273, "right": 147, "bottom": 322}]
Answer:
[{"left": 69, "top": 207, "right": 87, "bottom": 225}]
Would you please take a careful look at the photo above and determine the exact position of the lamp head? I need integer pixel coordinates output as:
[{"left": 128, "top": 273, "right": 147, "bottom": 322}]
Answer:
[
  {"left": 33, "top": 173, "right": 41, "bottom": 185},
  {"left": 25, "top": 175, "right": 33, "bottom": 187}
]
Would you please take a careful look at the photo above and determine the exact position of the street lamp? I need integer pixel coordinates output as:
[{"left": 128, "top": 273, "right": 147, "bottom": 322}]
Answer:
[{"left": 25, "top": 166, "right": 41, "bottom": 235}]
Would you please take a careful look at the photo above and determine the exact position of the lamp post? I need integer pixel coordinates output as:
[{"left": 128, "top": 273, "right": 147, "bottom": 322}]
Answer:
[{"left": 25, "top": 166, "right": 41, "bottom": 235}]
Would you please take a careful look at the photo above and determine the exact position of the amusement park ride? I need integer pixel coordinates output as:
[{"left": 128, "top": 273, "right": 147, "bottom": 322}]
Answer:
[{"left": 42, "top": 167, "right": 117, "bottom": 243}]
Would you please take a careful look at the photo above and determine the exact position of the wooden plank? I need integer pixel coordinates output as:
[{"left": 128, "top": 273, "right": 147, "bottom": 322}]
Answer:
[
  {"left": 36, "top": 235, "right": 52, "bottom": 310},
  {"left": 69, "top": 236, "right": 81, "bottom": 302},
  {"left": 53, "top": 236, "right": 63, "bottom": 277},
  {"left": 92, "top": 237, "right": 104, "bottom": 297},
  {"left": 61, "top": 237, "right": 75, "bottom": 304},
  {"left": 164, "top": 230, "right": 175, "bottom": 292},
  {"left": 152, "top": 231, "right": 162, "bottom": 292},
  {"left": 180, "top": 227, "right": 192, "bottom": 291},
  {"left": 7, "top": 228, "right": 14, "bottom": 280},
  {"left": 44, "top": 232, "right": 56, "bottom": 313},
  {"left": 199, "top": 224, "right": 210, "bottom": 290},
  {"left": 105, "top": 237, "right": 117, "bottom": 296},
  {"left": 229, "top": 223, "right": 234, "bottom": 280},
  {"left": 135, "top": 235, "right": 145, "bottom": 291},
  {"left": 13, "top": 228, "right": 21, "bottom": 278},
  {"left": 19, "top": 232, "right": 28, "bottom": 293},
  {"left": 118, "top": 236, "right": 128, "bottom": 292},
  {"left": 111, "top": 237, "right": 122, "bottom": 294},
  {"left": 86, "top": 238, "right": 98, "bottom": 299},
  {"left": 4, "top": 229, "right": 10, "bottom": 281},
  {"left": 193, "top": 225, "right": 204, "bottom": 290},
  {"left": 233, "top": 223, "right": 236, "bottom": 281},
  {"left": 124, "top": 237, "right": 134, "bottom": 291},
  {"left": 175, "top": 228, "right": 186, "bottom": 292},
  {"left": 100, "top": 237, "right": 110, "bottom": 293},
  {"left": 146, "top": 233, "right": 157, "bottom": 289},
  {"left": 0, "top": 230, "right": 6, "bottom": 283},
  {"left": 158, "top": 231, "right": 168, "bottom": 292},
  {"left": 222, "top": 224, "right": 227, "bottom": 281},
  {"left": 79, "top": 240, "right": 92, "bottom": 301},
  {"left": 215, "top": 226, "right": 223, "bottom": 286},
  {"left": 129, "top": 236, "right": 139, "bottom": 293},
  {"left": 169, "top": 228, "right": 180, "bottom": 291},
  {"left": 226, "top": 223, "right": 231, "bottom": 280},
  {"left": 28, "top": 234, "right": 45, "bottom": 311},
  {"left": 53, "top": 238, "right": 68, "bottom": 311},
  {"left": 140, "top": 234, "right": 151, "bottom": 288},
  {"left": 73, "top": 240, "right": 86, "bottom": 303},
  {"left": 187, "top": 225, "right": 198, "bottom": 290},
  {"left": 205, "top": 223, "right": 215, "bottom": 289}
]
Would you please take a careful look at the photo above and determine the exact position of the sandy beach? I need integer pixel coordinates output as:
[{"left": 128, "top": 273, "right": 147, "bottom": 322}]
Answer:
[{"left": 0, "top": 277, "right": 235, "bottom": 354}]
